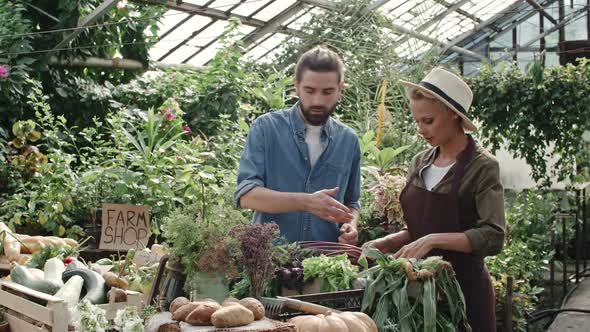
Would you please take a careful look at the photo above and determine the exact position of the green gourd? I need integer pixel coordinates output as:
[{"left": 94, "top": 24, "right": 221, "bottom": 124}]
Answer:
[
  {"left": 62, "top": 268, "right": 108, "bottom": 304},
  {"left": 11, "top": 263, "right": 61, "bottom": 295}
]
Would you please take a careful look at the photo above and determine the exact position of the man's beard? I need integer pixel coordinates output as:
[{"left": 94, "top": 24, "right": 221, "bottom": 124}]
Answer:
[{"left": 300, "top": 103, "right": 336, "bottom": 126}]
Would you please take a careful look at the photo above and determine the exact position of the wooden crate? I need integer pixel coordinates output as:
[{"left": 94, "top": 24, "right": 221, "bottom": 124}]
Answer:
[{"left": 0, "top": 281, "right": 141, "bottom": 332}]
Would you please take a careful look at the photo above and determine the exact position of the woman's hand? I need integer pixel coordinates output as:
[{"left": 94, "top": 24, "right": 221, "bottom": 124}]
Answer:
[
  {"left": 362, "top": 230, "right": 412, "bottom": 254},
  {"left": 393, "top": 235, "right": 434, "bottom": 259},
  {"left": 361, "top": 237, "right": 394, "bottom": 253}
]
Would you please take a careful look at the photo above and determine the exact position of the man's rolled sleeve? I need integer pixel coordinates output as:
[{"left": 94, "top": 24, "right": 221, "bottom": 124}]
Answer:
[
  {"left": 234, "top": 120, "right": 266, "bottom": 208},
  {"left": 464, "top": 160, "right": 506, "bottom": 257},
  {"left": 344, "top": 138, "right": 361, "bottom": 210}
]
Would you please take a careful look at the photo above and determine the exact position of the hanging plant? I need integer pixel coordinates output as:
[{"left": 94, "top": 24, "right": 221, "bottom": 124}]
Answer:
[{"left": 468, "top": 59, "right": 590, "bottom": 185}]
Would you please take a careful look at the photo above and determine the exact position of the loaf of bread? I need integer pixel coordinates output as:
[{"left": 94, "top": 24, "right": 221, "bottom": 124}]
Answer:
[
  {"left": 169, "top": 297, "right": 190, "bottom": 314},
  {"left": 222, "top": 297, "right": 240, "bottom": 307},
  {"left": 185, "top": 302, "right": 222, "bottom": 326},
  {"left": 211, "top": 304, "right": 255, "bottom": 328},
  {"left": 239, "top": 297, "right": 265, "bottom": 320},
  {"left": 172, "top": 302, "right": 200, "bottom": 321}
]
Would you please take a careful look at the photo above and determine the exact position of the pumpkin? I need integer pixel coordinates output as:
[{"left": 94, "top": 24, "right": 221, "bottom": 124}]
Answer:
[{"left": 288, "top": 312, "right": 377, "bottom": 332}]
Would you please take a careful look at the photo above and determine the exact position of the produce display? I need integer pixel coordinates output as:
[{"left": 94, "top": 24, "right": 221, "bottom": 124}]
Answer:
[{"left": 0, "top": 221, "right": 468, "bottom": 332}]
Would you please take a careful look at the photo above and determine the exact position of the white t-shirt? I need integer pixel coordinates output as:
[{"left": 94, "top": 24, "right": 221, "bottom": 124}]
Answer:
[
  {"left": 305, "top": 124, "right": 325, "bottom": 168},
  {"left": 423, "top": 163, "right": 454, "bottom": 191}
]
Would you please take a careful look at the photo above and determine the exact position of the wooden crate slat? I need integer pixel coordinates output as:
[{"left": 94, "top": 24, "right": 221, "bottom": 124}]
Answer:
[
  {"left": 0, "top": 288, "right": 55, "bottom": 326},
  {"left": 50, "top": 301, "right": 68, "bottom": 332},
  {"left": 2, "top": 281, "right": 64, "bottom": 303},
  {"left": 5, "top": 311, "right": 50, "bottom": 332}
]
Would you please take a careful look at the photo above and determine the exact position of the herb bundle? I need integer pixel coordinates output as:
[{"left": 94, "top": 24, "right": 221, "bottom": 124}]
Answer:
[
  {"left": 359, "top": 248, "right": 471, "bottom": 332},
  {"left": 229, "top": 223, "right": 279, "bottom": 298}
]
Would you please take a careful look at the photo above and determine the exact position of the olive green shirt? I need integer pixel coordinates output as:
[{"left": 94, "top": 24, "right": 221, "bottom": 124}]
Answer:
[{"left": 406, "top": 142, "right": 506, "bottom": 257}]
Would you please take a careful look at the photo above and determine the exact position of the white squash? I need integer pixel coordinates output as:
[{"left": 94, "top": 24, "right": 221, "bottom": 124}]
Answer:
[
  {"left": 51, "top": 275, "right": 83, "bottom": 308},
  {"left": 288, "top": 312, "right": 377, "bottom": 332},
  {"left": 44, "top": 257, "right": 65, "bottom": 286},
  {"left": 340, "top": 312, "right": 378, "bottom": 332}
]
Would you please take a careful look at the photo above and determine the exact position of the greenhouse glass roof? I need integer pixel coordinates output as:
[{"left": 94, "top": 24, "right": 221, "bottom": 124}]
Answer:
[{"left": 140, "top": 0, "right": 587, "bottom": 67}]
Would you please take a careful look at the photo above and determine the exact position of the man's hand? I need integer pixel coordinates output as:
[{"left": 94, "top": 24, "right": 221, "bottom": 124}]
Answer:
[
  {"left": 393, "top": 235, "right": 434, "bottom": 259},
  {"left": 338, "top": 223, "right": 358, "bottom": 245},
  {"left": 305, "top": 187, "right": 354, "bottom": 224}
]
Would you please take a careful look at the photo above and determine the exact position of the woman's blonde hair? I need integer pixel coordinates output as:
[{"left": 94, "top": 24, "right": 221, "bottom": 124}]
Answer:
[
  {"left": 408, "top": 87, "right": 451, "bottom": 113},
  {"left": 407, "top": 87, "right": 463, "bottom": 126}
]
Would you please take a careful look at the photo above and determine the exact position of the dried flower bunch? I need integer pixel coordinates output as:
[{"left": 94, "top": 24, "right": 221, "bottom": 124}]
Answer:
[
  {"left": 369, "top": 173, "right": 406, "bottom": 227},
  {"left": 229, "top": 223, "right": 279, "bottom": 298}
]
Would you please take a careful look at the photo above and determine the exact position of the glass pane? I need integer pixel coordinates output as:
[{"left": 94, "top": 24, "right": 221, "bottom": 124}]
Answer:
[
  {"left": 230, "top": 0, "right": 273, "bottom": 17},
  {"left": 517, "top": 13, "right": 540, "bottom": 48}
]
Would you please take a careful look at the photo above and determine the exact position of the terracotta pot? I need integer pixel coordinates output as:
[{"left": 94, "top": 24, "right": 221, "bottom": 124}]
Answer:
[{"left": 0, "top": 322, "right": 10, "bottom": 332}]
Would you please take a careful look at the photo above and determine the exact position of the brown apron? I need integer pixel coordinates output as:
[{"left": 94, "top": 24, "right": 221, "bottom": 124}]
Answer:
[{"left": 399, "top": 137, "right": 496, "bottom": 331}]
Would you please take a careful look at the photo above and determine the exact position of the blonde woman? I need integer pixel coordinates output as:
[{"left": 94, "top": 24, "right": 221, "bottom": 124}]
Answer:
[{"left": 364, "top": 68, "right": 505, "bottom": 331}]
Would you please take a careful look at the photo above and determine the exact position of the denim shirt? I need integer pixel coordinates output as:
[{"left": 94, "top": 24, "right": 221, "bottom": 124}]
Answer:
[{"left": 234, "top": 103, "right": 361, "bottom": 243}]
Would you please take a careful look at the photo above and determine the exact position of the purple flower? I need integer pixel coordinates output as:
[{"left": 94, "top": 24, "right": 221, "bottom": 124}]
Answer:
[
  {"left": 0, "top": 65, "right": 9, "bottom": 78},
  {"left": 163, "top": 111, "right": 176, "bottom": 121},
  {"left": 183, "top": 125, "right": 193, "bottom": 136}
]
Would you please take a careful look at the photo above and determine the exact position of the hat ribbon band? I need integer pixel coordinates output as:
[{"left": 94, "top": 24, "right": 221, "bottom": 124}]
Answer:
[{"left": 420, "top": 81, "right": 466, "bottom": 114}]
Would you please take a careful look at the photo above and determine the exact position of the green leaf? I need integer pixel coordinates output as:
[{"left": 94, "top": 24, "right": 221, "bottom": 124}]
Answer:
[
  {"left": 238, "top": 118, "right": 249, "bottom": 132},
  {"left": 362, "top": 130, "right": 375, "bottom": 143}
]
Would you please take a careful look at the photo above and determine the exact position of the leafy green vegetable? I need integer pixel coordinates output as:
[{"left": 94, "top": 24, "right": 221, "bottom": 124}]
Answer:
[
  {"left": 302, "top": 254, "right": 359, "bottom": 293},
  {"left": 26, "top": 245, "right": 76, "bottom": 269},
  {"left": 360, "top": 248, "right": 471, "bottom": 332}
]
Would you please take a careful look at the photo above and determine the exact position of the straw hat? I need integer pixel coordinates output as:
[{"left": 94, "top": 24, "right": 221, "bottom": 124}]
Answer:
[{"left": 400, "top": 67, "right": 477, "bottom": 132}]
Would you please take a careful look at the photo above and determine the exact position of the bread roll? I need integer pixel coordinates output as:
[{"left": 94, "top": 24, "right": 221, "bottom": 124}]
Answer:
[
  {"left": 211, "top": 304, "right": 254, "bottom": 328},
  {"left": 185, "top": 302, "right": 222, "bottom": 326},
  {"left": 238, "top": 297, "right": 265, "bottom": 320}
]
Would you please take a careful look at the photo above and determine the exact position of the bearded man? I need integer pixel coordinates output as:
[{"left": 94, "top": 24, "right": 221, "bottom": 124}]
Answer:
[{"left": 234, "top": 46, "right": 360, "bottom": 245}]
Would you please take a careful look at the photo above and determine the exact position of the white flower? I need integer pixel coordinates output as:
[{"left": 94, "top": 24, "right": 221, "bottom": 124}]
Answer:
[
  {"left": 113, "top": 306, "right": 144, "bottom": 332},
  {"left": 75, "top": 300, "right": 108, "bottom": 332}
]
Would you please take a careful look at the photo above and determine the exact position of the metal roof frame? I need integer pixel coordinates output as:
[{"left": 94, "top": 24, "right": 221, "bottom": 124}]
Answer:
[{"left": 130, "top": 0, "right": 588, "bottom": 66}]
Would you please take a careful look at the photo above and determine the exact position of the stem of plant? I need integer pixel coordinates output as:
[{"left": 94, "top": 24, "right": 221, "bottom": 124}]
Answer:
[{"left": 200, "top": 181, "right": 206, "bottom": 225}]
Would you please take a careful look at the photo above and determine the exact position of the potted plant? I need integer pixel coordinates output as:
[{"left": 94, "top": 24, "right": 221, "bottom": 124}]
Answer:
[{"left": 0, "top": 307, "right": 10, "bottom": 332}]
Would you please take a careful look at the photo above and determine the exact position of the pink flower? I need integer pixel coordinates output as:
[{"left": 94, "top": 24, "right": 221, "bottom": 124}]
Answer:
[
  {"left": 117, "top": 0, "right": 127, "bottom": 10},
  {"left": 0, "top": 65, "right": 9, "bottom": 78},
  {"left": 183, "top": 125, "right": 193, "bottom": 136},
  {"left": 163, "top": 111, "right": 176, "bottom": 121}
]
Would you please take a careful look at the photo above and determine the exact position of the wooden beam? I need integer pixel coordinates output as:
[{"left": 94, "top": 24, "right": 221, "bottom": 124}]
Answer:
[
  {"left": 396, "top": 0, "right": 471, "bottom": 46},
  {"left": 133, "top": 0, "right": 300, "bottom": 36},
  {"left": 304, "top": 0, "right": 483, "bottom": 59},
  {"left": 49, "top": 56, "right": 206, "bottom": 71},
  {"left": 441, "top": 0, "right": 526, "bottom": 54},
  {"left": 492, "top": 5, "right": 588, "bottom": 64},
  {"left": 434, "top": 0, "right": 482, "bottom": 23},
  {"left": 241, "top": 1, "right": 306, "bottom": 49},
  {"left": 525, "top": 0, "right": 558, "bottom": 24},
  {"left": 49, "top": 0, "right": 118, "bottom": 55}
]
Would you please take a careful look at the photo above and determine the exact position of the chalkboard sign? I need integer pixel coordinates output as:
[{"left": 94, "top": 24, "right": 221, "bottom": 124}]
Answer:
[{"left": 99, "top": 204, "right": 150, "bottom": 251}]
